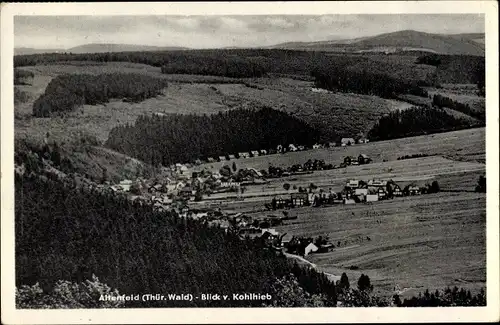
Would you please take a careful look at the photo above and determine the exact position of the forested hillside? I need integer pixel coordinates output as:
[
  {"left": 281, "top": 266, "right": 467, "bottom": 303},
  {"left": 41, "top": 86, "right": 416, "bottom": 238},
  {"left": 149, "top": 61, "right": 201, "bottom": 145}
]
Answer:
[
  {"left": 15, "top": 172, "right": 337, "bottom": 307},
  {"left": 311, "top": 64, "right": 429, "bottom": 99},
  {"left": 367, "top": 106, "right": 476, "bottom": 141},
  {"left": 416, "top": 54, "right": 485, "bottom": 85},
  {"left": 105, "top": 107, "right": 322, "bottom": 165},
  {"left": 33, "top": 73, "right": 168, "bottom": 117}
]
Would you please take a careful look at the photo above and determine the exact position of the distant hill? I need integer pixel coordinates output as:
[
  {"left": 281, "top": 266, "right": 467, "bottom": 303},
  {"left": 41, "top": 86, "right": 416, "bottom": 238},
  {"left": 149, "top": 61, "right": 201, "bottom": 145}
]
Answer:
[
  {"left": 14, "top": 47, "right": 63, "bottom": 55},
  {"left": 67, "top": 43, "right": 189, "bottom": 53},
  {"left": 15, "top": 44, "right": 189, "bottom": 56},
  {"left": 268, "top": 30, "right": 485, "bottom": 56}
]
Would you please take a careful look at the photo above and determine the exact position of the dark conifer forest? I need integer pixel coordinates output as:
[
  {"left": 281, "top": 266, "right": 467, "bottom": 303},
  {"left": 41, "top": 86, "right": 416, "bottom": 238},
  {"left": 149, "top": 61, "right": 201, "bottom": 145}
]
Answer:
[
  {"left": 33, "top": 73, "right": 169, "bottom": 117},
  {"left": 311, "top": 65, "right": 429, "bottom": 99},
  {"left": 367, "top": 107, "right": 474, "bottom": 141},
  {"left": 105, "top": 107, "right": 322, "bottom": 165}
]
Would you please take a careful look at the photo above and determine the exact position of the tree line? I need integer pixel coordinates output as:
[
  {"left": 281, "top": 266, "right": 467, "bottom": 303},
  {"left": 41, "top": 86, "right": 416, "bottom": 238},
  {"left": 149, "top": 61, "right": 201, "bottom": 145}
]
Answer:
[
  {"left": 311, "top": 64, "right": 429, "bottom": 99},
  {"left": 432, "top": 94, "right": 485, "bottom": 122},
  {"left": 33, "top": 73, "right": 169, "bottom": 117},
  {"left": 15, "top": 171, "right": 337, "bottom": 307},
  {"left": 367, "top": 106, "right": 475, "bottom": 141},
  {"left": 105, "top": 107, "right": 322, "bottom": 166}
]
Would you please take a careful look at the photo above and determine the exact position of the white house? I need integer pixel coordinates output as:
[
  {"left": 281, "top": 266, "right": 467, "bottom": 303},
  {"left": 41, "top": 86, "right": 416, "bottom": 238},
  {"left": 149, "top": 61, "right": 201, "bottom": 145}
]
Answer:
[
  {"left": 288, "top": 144, "right": 298, "bottom": 152},
  {"left": 250, "top": 150, "right": 260, "bottom": 157},
  {"left": 355, "top": 188, "right": 368, "bottom": 196},
  {"left": 341, "top": 138, "right": 356, "bottom": 146},
  {"left": 304, "top": 243, "right": 319, "bottom": 256},
  {"left": 312, "top": 143, "right": 322, "bottom": 149}
]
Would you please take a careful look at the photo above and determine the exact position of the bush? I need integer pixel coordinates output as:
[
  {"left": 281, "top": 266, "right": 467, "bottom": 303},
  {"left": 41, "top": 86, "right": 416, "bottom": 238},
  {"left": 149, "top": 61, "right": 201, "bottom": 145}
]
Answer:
[
  {"left": 475, "top": 175, "right": 486, "bottom": 192},
  {"left": 283, "top": 183, "right": 291, "bottom": 191},
  {"left": 16, "top": 275, "right": 124, "bottom": 309}
]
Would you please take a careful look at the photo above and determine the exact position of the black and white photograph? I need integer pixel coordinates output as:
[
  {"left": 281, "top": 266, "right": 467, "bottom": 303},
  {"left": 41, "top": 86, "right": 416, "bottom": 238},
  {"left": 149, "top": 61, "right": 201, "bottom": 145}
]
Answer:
[{"left": 1, "top": 1, "right": 498, "bottom": 324}]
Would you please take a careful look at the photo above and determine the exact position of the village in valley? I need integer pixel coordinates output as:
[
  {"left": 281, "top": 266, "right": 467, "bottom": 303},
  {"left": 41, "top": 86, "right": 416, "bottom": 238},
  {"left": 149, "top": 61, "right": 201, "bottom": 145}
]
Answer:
[{"left": 102, "top": 137, "right": 443, "bottom": 258}]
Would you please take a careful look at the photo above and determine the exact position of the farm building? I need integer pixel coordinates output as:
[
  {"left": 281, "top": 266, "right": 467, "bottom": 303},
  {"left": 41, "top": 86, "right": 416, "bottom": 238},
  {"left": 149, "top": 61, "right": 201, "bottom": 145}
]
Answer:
[
  {"left": 343, "top": 156, "right": 358, "bottom": 165},
  {"left": 358, "top": 154, "right": 372, "bottom": 164},
  {"left": 260, "top": 149, "right": 268, "bottom": 155},
  {"left": 291, "top": 192, "right": 309, "bottom": 207},
  {"left": 228, "top": 154, "right": 236, "bottom": 160},
  {"left": 366, "top": 194, "right": 379, "bottom": 202},
  {"left": 238, "top": 152, "right": 250, "bottom": 159},
  {"left": 355, "top": 188, "right": 368, "bottom": 196},
  {"left": 368, "top": 179, "right": 388, "bottom": 187},
  {"left": 250, "top": 150, "right": 260, "bottom": 157},
  {"left": 388, "top": 183, "right": 403, "bottom": 197},
  {"left": 274, "top": 196, "right": 288, "bottom": 208},
  {"left": 343, "top": 198, "right": 356, "bottom": 205},
  {"left": 405, "top": 184, "right": 422, "bottom": 196},
  {"left": 346, "top": 179, "right": 361, "bottom": 188},
  {"left": 341, "top": 138, "right": 356, "bottom": 146},
  {"left": 218, "top": 156, "right": 226, "bottom": 162},
  {"left": 377, "top": 187, "right": 388, "bottom": 200},
  {"left": 288, "top": 144, "right": 298, "bottom": 152},
  {"left": 312, "top": 143, "right": 322, "bottom": 149},
  {"left": 304, "top": 243, "right": 319, "bottom": 256},
  {"left": 149, "top": 183, "right": 163, "bottom": 193},
  {"left": 247, "top": 168, "right": 263, "bottom": 178},
  {"left": 357, "top": 138, "right": 370, "bottom": 144}
]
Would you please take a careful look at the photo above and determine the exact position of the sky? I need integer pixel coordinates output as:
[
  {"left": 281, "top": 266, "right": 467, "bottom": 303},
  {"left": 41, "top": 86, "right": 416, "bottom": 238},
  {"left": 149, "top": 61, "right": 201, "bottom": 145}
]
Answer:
[{"left": 14, "top": 14, "right": 485, "bottom": 49}]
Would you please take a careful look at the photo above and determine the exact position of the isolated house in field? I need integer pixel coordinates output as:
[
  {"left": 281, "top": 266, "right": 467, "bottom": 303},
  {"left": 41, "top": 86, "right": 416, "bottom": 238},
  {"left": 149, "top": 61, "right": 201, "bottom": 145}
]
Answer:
[
  {"left": 341, "top": 138, "right": 356, "bottom": 146},
  {"left": 228, "top": 154, "right": 236, "bottom": 160},
  {"left": 218, "top": 156, "right": 226, "bottom": 162},
  {"left": 250, "top": 150, "right": 260, "bottom": 157},
  {"left": 291, "top": 192, "right": 309, "bottom": 207},
  {"left": 260, "top": 149, "right": 268, "bottom": 155},
  {"left": 304, "top": 243, "right": 319, "bottom": 256},
  {"left": 358, "top": 154, "right": 372, "bottom": 164},
  {"left": 288, "top": 144, "right": 298, "bottom": 152}
]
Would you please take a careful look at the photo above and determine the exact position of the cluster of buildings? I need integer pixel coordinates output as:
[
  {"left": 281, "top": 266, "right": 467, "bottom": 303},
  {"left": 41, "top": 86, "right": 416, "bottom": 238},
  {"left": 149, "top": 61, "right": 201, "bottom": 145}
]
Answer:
[{"left": 268, "top": 178, "right": 426, "bottom": 209}]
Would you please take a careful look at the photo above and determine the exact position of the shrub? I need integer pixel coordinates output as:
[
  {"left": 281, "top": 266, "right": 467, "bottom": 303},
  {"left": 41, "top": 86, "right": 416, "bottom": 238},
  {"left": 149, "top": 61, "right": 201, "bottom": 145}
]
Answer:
[{"left": 16, "top": 275, "right": 124, "bottom": 309}]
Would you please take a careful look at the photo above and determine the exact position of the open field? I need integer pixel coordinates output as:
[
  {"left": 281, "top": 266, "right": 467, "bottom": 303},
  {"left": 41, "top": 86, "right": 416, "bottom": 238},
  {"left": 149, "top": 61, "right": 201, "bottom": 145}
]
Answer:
[
  {"left": 272, "top": 192, "right": 485, "bottom": 298},
  {"left": 191, "top": 127, "right": 485, "bottom": 174}
]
